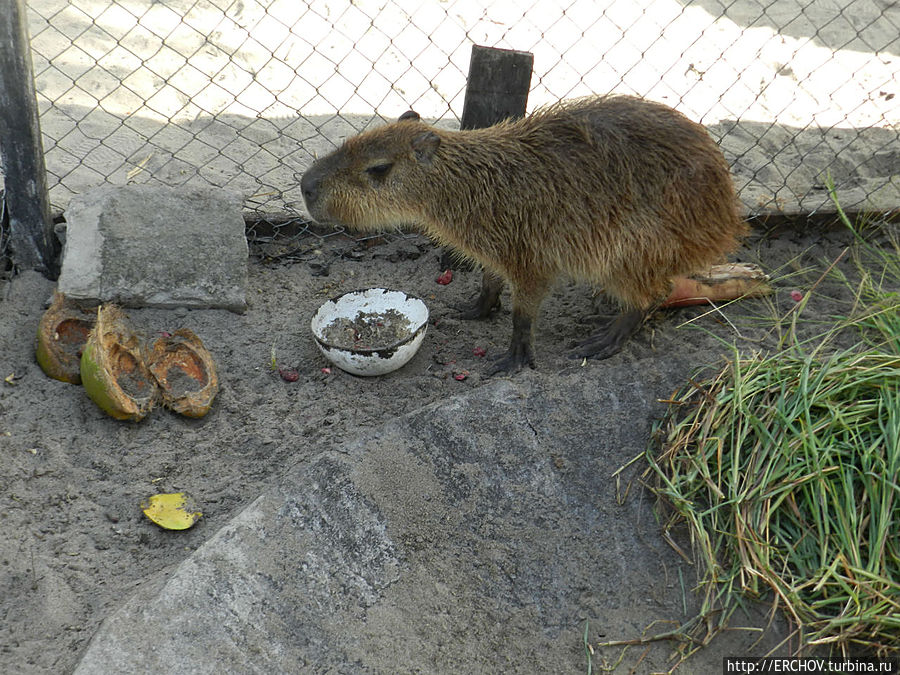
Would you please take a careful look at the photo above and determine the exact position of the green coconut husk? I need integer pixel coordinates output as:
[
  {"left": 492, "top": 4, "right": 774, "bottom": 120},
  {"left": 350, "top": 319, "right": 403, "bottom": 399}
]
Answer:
[
  {"left": 35, "top": 292, "right": 96, "bottom": 384},
  {"left": 80, "top": 305, "right": 157, "bottom": 421}
]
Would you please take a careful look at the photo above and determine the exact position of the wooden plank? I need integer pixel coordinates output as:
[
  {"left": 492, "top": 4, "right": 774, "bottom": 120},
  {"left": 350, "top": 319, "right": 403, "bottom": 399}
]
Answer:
[
  {"left": 0, "top": 0, "right": 58, "bottom": 277},
  {"left": 461, "top": 45, "right": 534, "bottom": 130}
]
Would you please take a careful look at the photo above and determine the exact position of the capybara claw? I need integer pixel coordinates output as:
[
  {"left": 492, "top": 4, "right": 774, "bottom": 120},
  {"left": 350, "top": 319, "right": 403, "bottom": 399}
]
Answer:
[
  {"left": 572, "top": 308, "right": 646, "bottom": 361},
  {"left": 456, "top": 302, "right": 497, "bottom": 320},
  {"left": 486, "top": 351, "right": 534, "bottom": 376},
  {"left": 569, "top": 338, "right": 625, "bottom": 362}
]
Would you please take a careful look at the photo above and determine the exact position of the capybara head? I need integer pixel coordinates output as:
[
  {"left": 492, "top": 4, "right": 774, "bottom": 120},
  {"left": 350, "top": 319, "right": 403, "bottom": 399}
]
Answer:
[{"left": 301, "top": 113, "right": 441, "bottom": 232}]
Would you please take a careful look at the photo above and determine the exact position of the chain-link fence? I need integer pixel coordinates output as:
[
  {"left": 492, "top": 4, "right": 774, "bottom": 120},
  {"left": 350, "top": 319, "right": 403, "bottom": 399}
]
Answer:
[{"left": 6, "top": 0, "right": 900, "bottom": 250}]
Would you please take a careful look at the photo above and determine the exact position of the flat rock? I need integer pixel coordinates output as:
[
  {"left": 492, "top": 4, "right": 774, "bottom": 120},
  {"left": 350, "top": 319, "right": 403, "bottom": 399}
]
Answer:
[
  {"left": 57, "top": 185, "right": 247, "bottom": 311},
  {"left": 74, "top": 372, "right": 788, "bottom": 674}
]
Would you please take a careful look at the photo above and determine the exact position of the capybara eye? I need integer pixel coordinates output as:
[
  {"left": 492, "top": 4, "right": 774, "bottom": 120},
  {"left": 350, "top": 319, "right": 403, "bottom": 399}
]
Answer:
[{"left": 365, "top": 163, "right": 393, "bottom": 181}]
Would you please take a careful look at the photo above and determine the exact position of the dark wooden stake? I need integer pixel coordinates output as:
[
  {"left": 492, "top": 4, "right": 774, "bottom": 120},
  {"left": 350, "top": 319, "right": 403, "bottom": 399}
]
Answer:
[
  {"left": 440, "top": 46, "right": 535, "bottom": 272},
  {"left": 0, "top": 0, "right": 58, "bottom": 278},
  {"left": 461, "top": 45, "right": 534, "bottom": 130}
]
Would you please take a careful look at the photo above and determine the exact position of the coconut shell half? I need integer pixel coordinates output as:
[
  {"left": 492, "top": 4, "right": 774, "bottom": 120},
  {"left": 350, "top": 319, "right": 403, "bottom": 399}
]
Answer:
[
  {"left": 35, "top": 292, "right": 97, "bottom": 384},
  {"left": 662, "top": 263, "right": 773, "bottom": 308},
  {"left": 80, "top": 305, "right": 157, "bottom": 421},
  {"left": 147, "top": 329, "right": 218, "bottom": 418}
]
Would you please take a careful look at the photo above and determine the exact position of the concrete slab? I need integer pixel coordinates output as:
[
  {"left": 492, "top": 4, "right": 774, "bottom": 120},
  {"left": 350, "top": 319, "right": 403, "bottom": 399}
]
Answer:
[
  {"left": 57, "top": 185, "right": 248, "bottom": 311},
  {"left": 74, "top": 373, "right": 788, "bottom": 674}
]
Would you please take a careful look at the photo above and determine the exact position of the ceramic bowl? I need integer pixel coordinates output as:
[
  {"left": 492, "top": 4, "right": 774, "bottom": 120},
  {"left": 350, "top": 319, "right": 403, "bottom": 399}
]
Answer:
[{"left": 310, "top": 288, "right": 429, "bottom": 376}]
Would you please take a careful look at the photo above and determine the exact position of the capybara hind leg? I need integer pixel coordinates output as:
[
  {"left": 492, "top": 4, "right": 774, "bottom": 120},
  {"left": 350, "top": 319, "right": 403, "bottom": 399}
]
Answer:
[
  {"left": 571, "top": 308, "right": 647, "bottom": 361},
  {"left": 458, "top": 269, "right": 504, "bottom": 319},
  {"left": 488, "top": 310, "right": 535, "bottom": 374}
]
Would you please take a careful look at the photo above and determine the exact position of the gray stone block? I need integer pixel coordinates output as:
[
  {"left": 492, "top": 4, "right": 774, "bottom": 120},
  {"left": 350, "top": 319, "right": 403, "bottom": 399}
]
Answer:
[
  {"left": 74, "top": 372, "right": 788, "bottom": 674},
  {"left": 57, "top": 185, "right": 248, "bottom": 311}
]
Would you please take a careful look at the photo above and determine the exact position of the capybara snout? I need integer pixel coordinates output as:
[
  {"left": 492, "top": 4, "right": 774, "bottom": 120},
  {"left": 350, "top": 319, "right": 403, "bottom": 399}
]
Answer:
[{"left": 300, "top": 170, "right": 320, "bottom": 206}]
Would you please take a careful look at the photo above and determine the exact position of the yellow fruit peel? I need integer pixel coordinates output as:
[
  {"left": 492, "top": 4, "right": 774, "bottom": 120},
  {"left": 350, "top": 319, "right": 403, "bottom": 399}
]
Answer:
[{"left": 141, "top": 492, "right": 202, "bottom": 530}]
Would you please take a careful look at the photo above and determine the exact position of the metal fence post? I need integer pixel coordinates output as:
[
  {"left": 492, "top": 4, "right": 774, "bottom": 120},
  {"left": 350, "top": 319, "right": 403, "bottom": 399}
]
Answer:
[{"left": 0, "top": 0, "right": 58, "bottom": 278}]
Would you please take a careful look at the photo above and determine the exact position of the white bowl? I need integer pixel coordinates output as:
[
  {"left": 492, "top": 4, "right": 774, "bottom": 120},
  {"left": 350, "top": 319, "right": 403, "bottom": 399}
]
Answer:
[{"left": 310, "top": 288, "right": 429, "bottom": 376}]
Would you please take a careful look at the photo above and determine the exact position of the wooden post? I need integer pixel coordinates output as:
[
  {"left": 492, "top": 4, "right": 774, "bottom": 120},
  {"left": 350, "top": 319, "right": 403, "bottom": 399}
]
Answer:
[
  {"left": 0, "top": 0, "right": 58, "bottom": 278},
  {"left": 461, "top": 45, "right": 534, "bottom": 130},
  {"left": 439, "top": 46, "right": 534, "bottom": 272}
]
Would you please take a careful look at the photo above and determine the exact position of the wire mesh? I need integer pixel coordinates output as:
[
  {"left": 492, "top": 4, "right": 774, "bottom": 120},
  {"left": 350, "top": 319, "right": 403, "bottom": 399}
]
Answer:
[{"left": 10, "top": 0, "right": 900, "bottom": 244}]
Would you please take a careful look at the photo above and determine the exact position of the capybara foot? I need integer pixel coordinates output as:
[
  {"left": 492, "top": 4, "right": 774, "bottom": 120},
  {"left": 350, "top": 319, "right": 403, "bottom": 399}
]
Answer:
[
  {"left": 571, "top": 308, "right": 646, "bottom": 361},
  {"left": 456, "top": 297, "right": 500, "bottom": 320},
  {"left": 487, "top": 347, "right": 535, "bottom": 375},
  {"left": 487, "top": 310, "right": 536, "bottom": 374},
  {"left": 458, "top": 270, "right": 504, "bottom": 319}
]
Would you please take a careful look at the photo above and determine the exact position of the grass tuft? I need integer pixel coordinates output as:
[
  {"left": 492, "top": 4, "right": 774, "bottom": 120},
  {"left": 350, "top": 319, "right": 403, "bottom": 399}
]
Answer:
[{"left": 645, "top": 190, "right": 900, "bottom": 657}]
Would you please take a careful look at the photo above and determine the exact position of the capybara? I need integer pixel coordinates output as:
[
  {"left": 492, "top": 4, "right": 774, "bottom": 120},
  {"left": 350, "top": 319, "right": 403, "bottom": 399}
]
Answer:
[{"left": 300, "top": 95, "right": 747, "bottom": 373}]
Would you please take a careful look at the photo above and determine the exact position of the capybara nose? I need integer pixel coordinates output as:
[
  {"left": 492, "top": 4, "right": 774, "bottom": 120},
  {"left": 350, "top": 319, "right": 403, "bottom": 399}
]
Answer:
[{"left": 300, "top": 171, "right": 319, "bottom": 207}]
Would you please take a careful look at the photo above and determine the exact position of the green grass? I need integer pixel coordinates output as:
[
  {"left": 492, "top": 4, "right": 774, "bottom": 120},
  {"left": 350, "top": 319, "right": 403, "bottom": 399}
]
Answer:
[{"left": 643, "top": 191, "right": 900, "bottom": 659}]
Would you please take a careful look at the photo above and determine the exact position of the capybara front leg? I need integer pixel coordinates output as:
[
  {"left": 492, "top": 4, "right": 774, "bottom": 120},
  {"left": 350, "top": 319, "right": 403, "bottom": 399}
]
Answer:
[
  {"left": 487, "top": 309, "right": 535, "bottom": 374},
  {"left": 572, "top": 307, "right": 648, "bottom": 361},
  {"left": 458, "top": 269, "right": 504, "bottom": 320}
]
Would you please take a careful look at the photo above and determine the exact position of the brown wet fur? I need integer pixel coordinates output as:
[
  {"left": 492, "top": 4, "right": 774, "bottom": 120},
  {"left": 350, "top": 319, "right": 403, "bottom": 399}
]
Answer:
[{"left": 301, "top": 95, "right": 748, "bottom": 372}]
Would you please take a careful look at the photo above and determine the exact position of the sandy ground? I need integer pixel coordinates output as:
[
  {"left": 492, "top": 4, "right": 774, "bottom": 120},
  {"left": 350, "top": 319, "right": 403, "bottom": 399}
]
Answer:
[{"left": 0, "top": 220, "right": 888, "bottom": 673}]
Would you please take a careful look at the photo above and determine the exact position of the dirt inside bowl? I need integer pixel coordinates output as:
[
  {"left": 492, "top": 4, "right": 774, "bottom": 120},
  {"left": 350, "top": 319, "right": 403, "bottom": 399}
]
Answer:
[{"left": 320, "top": 309, "right": 414, "bottom": 350}]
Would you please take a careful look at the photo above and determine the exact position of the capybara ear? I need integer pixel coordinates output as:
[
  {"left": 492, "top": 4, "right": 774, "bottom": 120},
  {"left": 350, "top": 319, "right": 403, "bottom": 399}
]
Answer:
[
  {"left": 411, "top": 131, "right": 440, "bottom": 163},
  {"left": 399, "top": 110, "right": 421, "bottom": 122}
]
